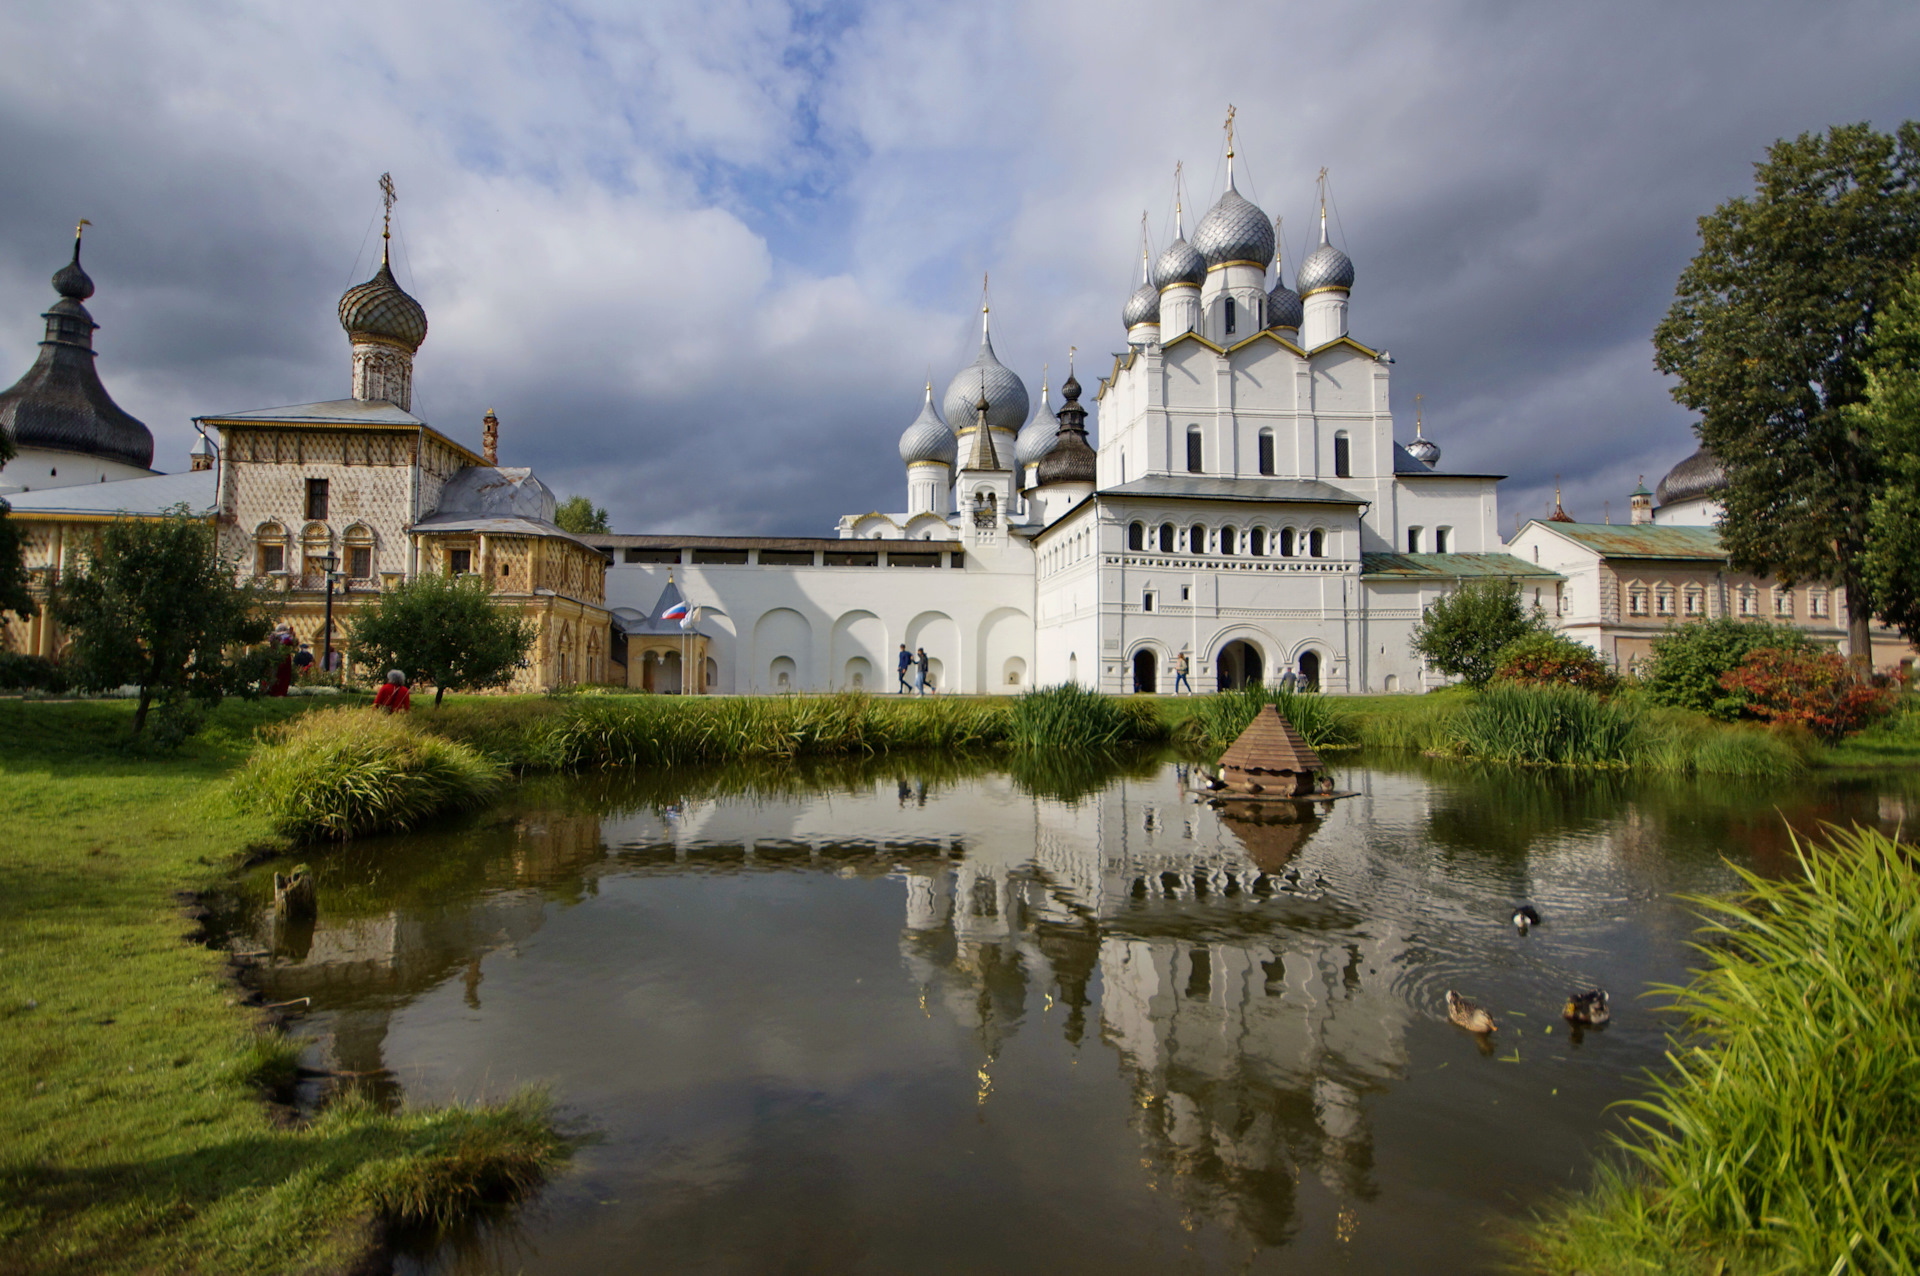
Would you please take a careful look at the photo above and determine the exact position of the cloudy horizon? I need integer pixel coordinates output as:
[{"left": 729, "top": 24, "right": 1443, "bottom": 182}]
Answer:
[{"left": 3, "top": 1, "right": 1917, "bottom": 535}]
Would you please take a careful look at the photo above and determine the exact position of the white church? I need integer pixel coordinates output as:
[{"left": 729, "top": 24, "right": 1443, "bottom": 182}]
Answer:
[{"left": 590, "top": 142, "right": 1558, "bottom": 696}]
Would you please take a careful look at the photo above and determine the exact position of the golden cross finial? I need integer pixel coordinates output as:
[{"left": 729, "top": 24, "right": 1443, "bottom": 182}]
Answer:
[
  {"left": 1224, "top": 104, "right": 1236, "bottom": 156},
  {"left": 74, "top": 218, "right": 91, "bottom": 241},
  {"left": 1068, "top": 345, "right": 1077, "bottom": 375},
  {"left": 378, "top": 172, "right": 397, "bottom": 240}
]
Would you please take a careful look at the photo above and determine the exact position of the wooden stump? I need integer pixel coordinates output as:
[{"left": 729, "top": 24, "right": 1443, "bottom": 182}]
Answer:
[{"left": 273, "top": 867, "right": 317, "bottom": 923}]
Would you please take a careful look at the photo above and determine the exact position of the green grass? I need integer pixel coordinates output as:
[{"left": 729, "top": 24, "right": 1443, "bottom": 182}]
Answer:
[
  {"left": 1822, "top": 695, "right": 1920, "bottom": 769},
  {"left": 1518, "top": 825, "right": 1920, "bottom": 1275},
  {"left": 1174, "top": 684, "right": 1361, "bottom": 752},
  {"left": 1447, "top": 683, "right": 1639, "bottom": 767},
  {"left": 231, "top": 707, "right": 506, "bottom": 840},
  {"left": 0, "top": 697, "right": 572, "bottom": 1275}
]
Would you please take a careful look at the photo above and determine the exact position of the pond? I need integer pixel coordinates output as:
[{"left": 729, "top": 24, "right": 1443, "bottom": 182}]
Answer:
[{"left": 228, "top": 755, "right": 1918, "bottom": 1274}]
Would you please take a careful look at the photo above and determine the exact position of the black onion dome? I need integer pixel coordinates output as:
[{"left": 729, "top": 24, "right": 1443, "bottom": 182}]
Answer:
[
  {"left": 338, "top": 249, "right": 428, "bottom": 350},
  {"left": 1654, "top": 444, "right": 1727, "bottom": 507},
  {"left": 1036, "top": 371, "right": 1096, "bottom": 485},
  {"left": 0, "top": 237, "right": 152, "bottom": 469}
]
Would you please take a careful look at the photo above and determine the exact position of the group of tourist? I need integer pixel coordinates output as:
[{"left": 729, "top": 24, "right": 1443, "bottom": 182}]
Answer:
[
  {"left": 896, "top": 644, "right": 934, "bottom": 695},
  {"left": 257, "top": 623, "right": 412, "bottom": 711}
]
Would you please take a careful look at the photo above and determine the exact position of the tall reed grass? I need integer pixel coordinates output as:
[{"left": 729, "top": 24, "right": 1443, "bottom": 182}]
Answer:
[
  {"left": 1177, "top": 684, "right": 1360, "bottom": 752},
  {"left": 1006, "top": 684, "right": 1166, "bottom": 752},
  {"left": 1447, "top": 683, "right": 1639, "bottom": 767},
  {"left": 232, "top": 707, "right": 506, "bottom": 840},
  {"left": 1521, "top": 826, "right": 1920, "bottom": 1274}
]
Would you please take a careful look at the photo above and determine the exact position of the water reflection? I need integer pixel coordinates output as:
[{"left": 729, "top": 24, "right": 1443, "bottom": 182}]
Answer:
[{"left": 226, "top": 755, "right": 1915, "bottom": 1275}]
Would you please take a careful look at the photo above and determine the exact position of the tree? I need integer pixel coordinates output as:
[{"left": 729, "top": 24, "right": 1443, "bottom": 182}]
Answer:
[
  {"left": 1641, "top": 617, "right": 1814, "bottom": 719},
  {"left": 1410, "top": 579, "right": 1550, "bottom": 689},
  {"left": 554, "top": 496, "right": 609, "bottom": 535},
  {"left": 52, "top": 506, "right": 276, "bottom": 736},
  {"left": 1859, "top": 266, "right": 1920, "bottom": 645},
  {"left": 0, "top": 425, "right": 37, "bottom": 624},
  {"left": 1653, "top": 122, "right": 1920, "bottom": 663},
  {"left": 346, "top": 573, "right": 538, "bottom": 707}
]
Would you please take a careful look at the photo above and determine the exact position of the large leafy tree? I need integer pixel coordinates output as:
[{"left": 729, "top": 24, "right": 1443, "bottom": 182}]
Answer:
[
  {"left": 52, "top": 506, "right": 277, "bottom": 736},
  {"left": 1410, "top": 579, "right": 1549, "bottom": 689},
  {"left": 0, "top": 427, "right": 38, "bottom": 623},
  {"left": 1653, "top": 122, "right": 1920, "bottom": 662},
  {"left": 554, "top": 496, "right": 609, "bottom": 535},
  {"left": 347, "top": 572, "right": 538, "bottom": 707},
  {"left": 1860, "top": 266, "right": 1920, "bottom": 645}
]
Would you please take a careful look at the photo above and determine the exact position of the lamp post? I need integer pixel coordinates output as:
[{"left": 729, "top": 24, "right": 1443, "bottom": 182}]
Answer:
[{"left": 321, "top": 551, "right": 340, "bottom": 674}]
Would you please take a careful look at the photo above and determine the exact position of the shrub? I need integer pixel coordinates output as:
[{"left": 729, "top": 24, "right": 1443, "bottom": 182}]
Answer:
[
  {"left": 1718, "top": 645, "right": 1895, "bottom": 741},
  {"left": 1641, "top": 618, "right": 1814, "bottom": 719},
  {"left": 1409, "top": 578, "right": 1551, "bottom": 689},
  {"left": 231, "top": 707, "right": 506, "bottom": 840},
  {"left": 1448, "top": 683, "right": 1637, "bottom": 766},
  {"left": 0, "top": 650, "right": 68, "bottom": 693},
  {"left": 1179, "top": 684, "right": 1359, "bottom": 752},
  {"left": 1492, "top": 632, "right": 1619, "bottom": 693},
  {"left": 1008, "top": 684, "right": 1149, "bottom": 751}
]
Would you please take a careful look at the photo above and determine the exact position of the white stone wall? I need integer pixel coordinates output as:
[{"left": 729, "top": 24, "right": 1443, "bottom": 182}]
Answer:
[{"left": 0, "top": 447, "right": 153, "bottom": 496}]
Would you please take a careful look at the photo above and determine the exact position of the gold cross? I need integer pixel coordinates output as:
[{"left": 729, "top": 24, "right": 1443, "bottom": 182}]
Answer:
[{"left": 378, "top": 172, "right": 397, "bottom": 239}]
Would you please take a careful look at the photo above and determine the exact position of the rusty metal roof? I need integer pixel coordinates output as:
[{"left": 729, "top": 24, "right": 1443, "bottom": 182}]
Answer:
[
  {"left": 1527, "top": 521, "right": 1725, "bottom": 560},
  {"left": 1361, "top": 551, "right": 1562, "bottom": 580}
]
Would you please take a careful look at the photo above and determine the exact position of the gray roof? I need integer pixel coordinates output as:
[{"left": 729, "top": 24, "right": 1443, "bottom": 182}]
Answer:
[
  {"left": 941, "top": 322, "right": 1029, "bottom": 436},
  {"left": 1298, "top": 239, "right": 1355, "bottom": 295},
  {"left": 201, "top": 398, "right": 425, "bottom": 426},
  {"left": 1101, "top": 475, "right": 1366, "bottom": 506},
  {"left": 433, "top": 466, "right": 556, "bottom": 522},
  {"left": 1192, "top": 186, "right": 1275, "bottom": 268},
  {"left": 1151, "top": 237, "right": 1205, "bottom": 290},
  {"left": 898, "top": 386, "right": 957, "bottom": 467},
  {"left": 1655, "top": 444, "right": 1726, "bottom": 507},
  {"left": 616, "top": 581, "right": 695, "bottom": 635},
  {"left": 3, "top": 469, "right": 215, "bottom": 517}
]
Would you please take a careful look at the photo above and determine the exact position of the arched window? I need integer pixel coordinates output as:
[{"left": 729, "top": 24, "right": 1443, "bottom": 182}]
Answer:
[
  {"left": 1280, "top": 528, "right": 1295, "bottom": 557},
  {"left": 1249, "top": 528, "right": 1266, "bottom": 556},
  {"left": 1158, "top": 523, "right": 1175, "bottom": 553},
  {"left": 1186, "top": 427, "right": 1203, "bottom": 474},
  {"left": 301, "top": 522, "right": 332, "bottom": 582},
  {"left": 1258, "top": 429, "right": 1275, "bottom": 476},
  {"left": 343, "top": 523, "right": 376, "bottom": 581},
  {"left": 1128, "top": 521, "right": 1145, "bottom": 551},
  {"left": 1189, "top": 524, "right": 1206, "bottom": 554},
  {"left": 1435, "top": 526, "right": 1452, "bottom": 554},
  {"left": 1224, "top": 297, "right": 1237, "bottom": 335},
  {"left": 1333, "top": 430, "right": 1351, "bottom": 478},
  {"left": 253, "top": 520, "right": 289, "bottom": 576},
  {"left": 1407, "top": 526, "right": 1423, "bottom": 554},
  {"left": 1309, "top": 528, "right": 1326, "bottom": 558},
  {"left": 1220, "top": 525, "right": 1237, "bottom": 557}
]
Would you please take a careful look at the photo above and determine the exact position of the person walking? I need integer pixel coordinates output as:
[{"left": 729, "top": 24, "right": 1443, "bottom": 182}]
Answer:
[
  {"left": 373, "top": 670, "right": 412, "bottom": 713},
  {"left": 293, "top": 643, "right": 315, "bottom": 678},
  {"left": 897, "top": 643, "right": 913, "bottom": 693},
  {"left": 914, "top": 647, "right": 929, "bottom": 696},
  {"left": 1174, "top": 649, "right": 1192, "bottom": 695}
]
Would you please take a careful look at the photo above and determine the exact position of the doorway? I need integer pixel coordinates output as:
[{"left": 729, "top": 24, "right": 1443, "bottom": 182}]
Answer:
[
  {"left": 1215, "top": 640, "right": 1264, "bottom": 691},
  {"left": 1297, "top": 649, "right": 1321, "bottom": 691},
  {"left": 1132, "top": 649, "right": 1158, "bottom": 694}
]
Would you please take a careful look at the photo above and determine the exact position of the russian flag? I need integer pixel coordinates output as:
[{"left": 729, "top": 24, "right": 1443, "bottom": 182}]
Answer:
[{"left": 661, "top": 600, "right": 690, "bottom": 622}]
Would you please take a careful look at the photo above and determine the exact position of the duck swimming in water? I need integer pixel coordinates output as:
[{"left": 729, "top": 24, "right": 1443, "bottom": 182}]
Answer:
[
  {"left": 1512, "top": 904, "right": 1541, "bottom": 932},
  {"left": 1446, "top": 991, "right": 1497, "bottom": 1034},
  {"left": 1564, "top": 989, "right": 1610, "bottom": 1025}
]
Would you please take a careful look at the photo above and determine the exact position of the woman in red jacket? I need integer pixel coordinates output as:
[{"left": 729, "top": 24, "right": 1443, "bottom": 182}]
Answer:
[{"left": 373, "top": 670, "right": 412, "bottom": 713}]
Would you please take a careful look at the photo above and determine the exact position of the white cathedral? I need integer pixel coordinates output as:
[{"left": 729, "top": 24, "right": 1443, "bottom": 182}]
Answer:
[{"left": 592, "top": 145, "right": 1557, "bottom": 696}]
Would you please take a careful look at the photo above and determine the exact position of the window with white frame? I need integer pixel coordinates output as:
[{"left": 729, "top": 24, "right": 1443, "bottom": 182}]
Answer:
[
  {"left": 1627, "top": 584, "right": 1649, "bottom": 616},
  {"left": 1773, "top": 588, "right": 1794, "bottom": 618},
  {"left": 1684, "top": 587, "right": 1704, "bottom": 617},
  {"left": 1738, "top": 587, "right": 1758, "bottom": 617},
  {"left": 1810, "top": 588, "right": 1829, "bottom": 618},
  {"left": 1655, "top": 588, "right": 1674, "bottom": 616}
]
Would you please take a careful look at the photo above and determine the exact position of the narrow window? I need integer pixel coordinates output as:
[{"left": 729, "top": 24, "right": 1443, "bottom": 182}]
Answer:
[
  {"left": 259, "top": 543, "right": 284, "bottom": 574},
  {"left": 1142, "top": 591, "right": 1155, "bottom": 613},
  {"left": 1250, "top": 528, "right": 1266, "bottom": 556},
  {"left": 1435, "top": 527, "right": 1451, "bottom": 553},
  {"left": 1128, "top": 521, "right": 1145, "bottom": 551},
  {"left": 1186, "top": 428, "right": 1203, "bottom": 474},
  {"left": 1224, "top": 297, "right": 1236, "bottom": 335},
  {"left": 449, "top": 548, "right": 472, "bottom": 575},
  {"left": 1220, "top": 526, "right": 1237, "bottom": 557},
  {"left": 1258, "top": 430, "right": 1275, "bottom": 475},
  {"left": 305, "top": 478, "right": 329, "bottom": 520},
  {"left": 348, "top": 546, "right": 372, "bottom": 579},
  {"left": 1189, "top": 524, "right": 1206, "bottom": 554},
  {"left": 1309, "top": 529, "right": 1326, "bottom": 558},
  {"left": 1407, "top": 527, "right": 1422, "bottom": 554},
  {"left": 1333, "top": 432, "right": 1351, "bottom": 479},
  {"left": 1180, "top": 585, "right": 1191, "bottom": 601},
  {"left": 1158, "top": 523, "right": 1175, "bottom": 553},
  {"left": 1280, "top": 528, "right": 1295, "bottom": 557}
]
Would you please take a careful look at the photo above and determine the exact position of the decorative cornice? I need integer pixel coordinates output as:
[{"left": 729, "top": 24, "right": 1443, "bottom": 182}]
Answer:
[
  {"left": 1300, "top": 284, "right": 1352, "bottom": 301},
  {"left": 1205, "top": 259, "right": 1268, "bottom": 273}
]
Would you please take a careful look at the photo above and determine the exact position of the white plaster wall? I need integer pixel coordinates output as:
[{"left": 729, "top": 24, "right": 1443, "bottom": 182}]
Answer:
[{"left": 0, "top": 447, "right": 153, "bottom": 495}]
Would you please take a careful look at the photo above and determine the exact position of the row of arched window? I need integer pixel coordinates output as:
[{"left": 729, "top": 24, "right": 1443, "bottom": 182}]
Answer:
[
  {"left": 1183, "top": 427, "right": 1352, "bottom": 479},
  {"left": 254, "top": 519, "right": 377, "bottom": 581},
  {"left": 1041, "top": 525, "right": 1096, "bottom": 576},
  {"left": 1127, "top": 520, "right": 1331, "bottom": 558},
  {"left": 1621, "top": 580, "right": 1829, "bottom": 621}
]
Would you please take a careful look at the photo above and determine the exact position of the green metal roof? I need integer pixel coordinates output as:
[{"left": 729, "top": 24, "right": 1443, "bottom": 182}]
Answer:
[
  {"left": 1361, "top": 551, "right": 1563, "bottom": 581},
  {"left": 1529, "top": 521, "right": 1724, "bottom": 560}
]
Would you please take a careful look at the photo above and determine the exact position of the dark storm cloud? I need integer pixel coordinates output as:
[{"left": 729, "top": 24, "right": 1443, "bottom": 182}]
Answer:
[{"left": 2, "top": 0, "right": 1917, "bottom": 535}]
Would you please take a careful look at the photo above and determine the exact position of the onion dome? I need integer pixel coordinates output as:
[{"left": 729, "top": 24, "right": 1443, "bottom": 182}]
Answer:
[
  {"left": 1192, "top": 183, "right": 1274, "bottom": 270},
  {"left": 1036, "top": 369, "right": 1096, "bottom": 486},
  {"left": 0, "top": 227, "right": 154, "bottom": 469},
  {"left": 898, "top": 382, "right": 957, "bottom": 467},
  {"left": 1123, "top": 281, "right": 1160, "bottom": 329},
  {"left": 1297, "top": 206, "right": 1355, "bottom": 295},
  {"left": 338, "top": 244, "right": 428, "bottom": 351},
  {"left": 1016, "top": 379, "right": 1060, "bottom": 469},
  {"left": 941, "top": 307, "right": 1029, "bottom": 434},
  {"left": 1152, "top": 237, "right": 1205, "bottom": 290},
  {"left": 1267, "top": 280, "right": 1303, "bottom": 330},
  {"left": 1654, "top": 443, "right": 1727, "bottom": 507},
  {"left": 1405, "top": 435, "right": 1440, "bottom": 466}
]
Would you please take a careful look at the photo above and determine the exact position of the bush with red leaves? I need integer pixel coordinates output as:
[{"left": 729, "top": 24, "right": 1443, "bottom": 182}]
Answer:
[{"left": 1717, "top": 647, "right": 1896, "bottom": 742}]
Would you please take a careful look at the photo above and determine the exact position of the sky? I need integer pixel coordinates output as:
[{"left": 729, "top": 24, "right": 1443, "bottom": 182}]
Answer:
[{"left": 2, "top": 0, "right": 1918, "bottom": 536}]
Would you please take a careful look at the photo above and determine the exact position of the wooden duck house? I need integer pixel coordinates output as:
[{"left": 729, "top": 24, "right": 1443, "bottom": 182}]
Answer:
[{"left": 1218, "top": 704, "right": 1323, "bottom": 797}]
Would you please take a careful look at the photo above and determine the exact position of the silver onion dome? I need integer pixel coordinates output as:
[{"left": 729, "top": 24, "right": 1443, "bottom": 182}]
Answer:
[
  {"left": 1406, "top": 435, "right": 1441, "bottom": 467},
  {"left": 1152, "top": 238, "right": 1205, "bottom": 290},
  {"left": 898, "top": 384, "right": 957, "bottom": 467},
  {"left": 1015, "top": 385, "right": 1059, "bottom": 469},
  {"left": 1122, "top": 281, "right": 1160, "bottom": 329},
  {"left": 1654, "top": 444, "right": 1727, "bottom": 507},
  {"left": 1297, "top": 241, "right": 1355, "bottom": 295},
  {"left": 941, "top": 315, "right": 1029, "bottom": 434},
  {"left": 338, "top": 246, "right": 428, "bottom": 350},
  {"left": 1267, "top": 280, "right": 1302, "bottom": 330},
  {"left": 1192, "top": 187, "right": 1274, "bottom": 269}
]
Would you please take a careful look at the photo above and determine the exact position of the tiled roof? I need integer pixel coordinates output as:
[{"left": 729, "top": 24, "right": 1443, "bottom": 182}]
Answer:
[
  {"left": 1529, "top": 522, "right": 1725, "bottom": 560},
  {"left": 1361, "top": 551, "right": 1562, "bottom": 580},
  {"left": 200, "top": 398, "right": 425, "bottom": 426}
]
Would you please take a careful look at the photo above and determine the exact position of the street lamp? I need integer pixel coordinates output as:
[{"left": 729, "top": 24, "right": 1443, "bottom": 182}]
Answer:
[{"left": 321, "top": 551, "right": 341, "bottom": 674}]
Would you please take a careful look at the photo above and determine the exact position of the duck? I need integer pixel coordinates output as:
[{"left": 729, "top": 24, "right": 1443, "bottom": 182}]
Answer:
[
  {"left": 1446, "top": 990, "right": 1497, "bottom": 1034},
  {"left": 1563, "top": 989, "right": 1610, "bottom": 1025},
  {"left": 1513, "top": 903, "right": 1541, "bottom": 933},
  {"left": 1200, "top": 772, "right": 1228, "bottom": 792}
]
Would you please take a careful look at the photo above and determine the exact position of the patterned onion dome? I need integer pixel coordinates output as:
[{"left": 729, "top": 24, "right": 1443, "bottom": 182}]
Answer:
[
  {"left": 1654, "top": 444, "right": 1727, "bottom": 507},
  {"left": 1015, "top": 386, "right": 1059, "bottom": 468},
  {"left": 1152, "top": 237, "right": 1205, "bottom": 290},
  {"left": 1192, "top": 186, "right": 1275, "bottom": 269},
  {"left": 1297, "top": 241, "right": 1355, "bottom": 295},
  {"left": 1406, "top": 436, "right": 1441, "bottom": 466},
  {"left": 1122, "top": 281, "right": 1160, "bottom": 329},
  {"left": 337, "top": 247, "right": 428, "bottom": 350},
  {"left": 941, "top": 318, "right": 1029, "bottom": 434},
  {"left": 1266, "top": 280, "right": 1303, "bottom": 330},
  {"left": 898, "top": 384, "right": 957, "bottom": 467}
]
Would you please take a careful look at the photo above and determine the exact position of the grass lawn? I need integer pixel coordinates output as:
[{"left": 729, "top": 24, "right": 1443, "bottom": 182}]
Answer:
[{"left": 0, "top": 696, "right": 568, "bottom": 1276}]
